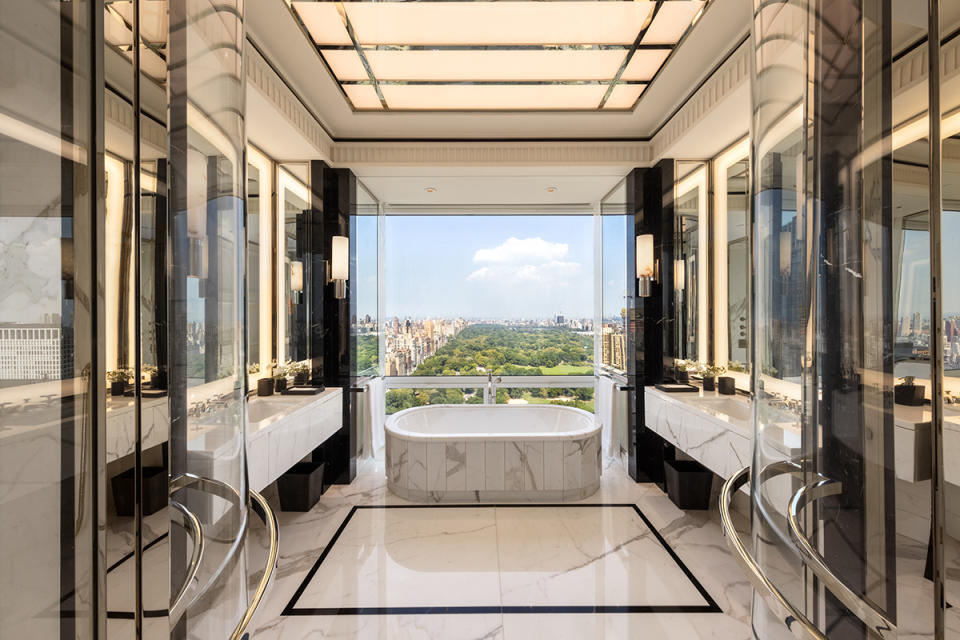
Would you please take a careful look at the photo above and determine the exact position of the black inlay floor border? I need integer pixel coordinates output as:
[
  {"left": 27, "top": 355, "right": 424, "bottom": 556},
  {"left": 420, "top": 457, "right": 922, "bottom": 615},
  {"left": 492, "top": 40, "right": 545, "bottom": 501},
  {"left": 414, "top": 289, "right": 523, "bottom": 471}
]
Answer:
[{"left": 282, "top": 503, "right": 722, "bottom": 616}]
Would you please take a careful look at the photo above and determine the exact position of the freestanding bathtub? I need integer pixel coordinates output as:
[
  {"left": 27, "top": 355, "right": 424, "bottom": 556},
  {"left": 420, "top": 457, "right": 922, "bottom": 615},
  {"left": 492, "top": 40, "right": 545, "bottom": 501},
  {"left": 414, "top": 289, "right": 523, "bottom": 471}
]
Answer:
[{"left": 385, "top": 404, "right": 601, "bottom": 502}]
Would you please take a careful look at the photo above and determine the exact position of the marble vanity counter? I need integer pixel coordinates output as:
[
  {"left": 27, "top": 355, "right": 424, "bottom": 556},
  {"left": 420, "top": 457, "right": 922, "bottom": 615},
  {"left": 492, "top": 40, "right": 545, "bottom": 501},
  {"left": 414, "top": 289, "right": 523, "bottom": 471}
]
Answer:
[
  {"left": 245, "top": 389, "right": 343, "bottom": 492},
  {"left": 892, "top": 403, "right": 960, "bottom": 483},
  {"left": 644, "top": 387, "right": 754, "bottom": 482}
]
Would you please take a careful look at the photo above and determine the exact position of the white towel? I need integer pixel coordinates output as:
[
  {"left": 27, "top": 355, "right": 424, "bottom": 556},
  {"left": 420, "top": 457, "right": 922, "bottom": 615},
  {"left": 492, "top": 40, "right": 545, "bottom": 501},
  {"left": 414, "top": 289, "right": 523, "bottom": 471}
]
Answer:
[
  {"left": 361, "top": 377, "right": 386, "bottom": 459},
  {"left": 596, "top": 376, "right": 618, "bottom": 457}
]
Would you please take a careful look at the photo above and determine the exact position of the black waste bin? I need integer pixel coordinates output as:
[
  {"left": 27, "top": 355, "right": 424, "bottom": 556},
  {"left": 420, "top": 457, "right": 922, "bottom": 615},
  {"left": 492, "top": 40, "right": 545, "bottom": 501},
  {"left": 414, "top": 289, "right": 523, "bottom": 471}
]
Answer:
[
  {"left": 663, "top": 459, "right": 713, "bottom": 510},
  {"left": 278, "top": 461, "right": 326, "bottom": 512},
  {"left": 112, "top": 466, "right": 167, "bottom": 517}
]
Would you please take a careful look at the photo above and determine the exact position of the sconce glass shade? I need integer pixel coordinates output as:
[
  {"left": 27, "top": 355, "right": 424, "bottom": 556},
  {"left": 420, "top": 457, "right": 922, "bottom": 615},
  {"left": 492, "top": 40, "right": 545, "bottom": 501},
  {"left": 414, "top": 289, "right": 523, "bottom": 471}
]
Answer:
[
  {"left": 331, "top": 235, "right": 349, "bottom": 280},
  {"left": 290, "top": 260, "right": 304, "bottom": 292},
  {"left": 636, "top": 234, "right": 654, "bottom": 278},
  {"left": 674, "top": 258, "right": 686, "bottom": 291}
]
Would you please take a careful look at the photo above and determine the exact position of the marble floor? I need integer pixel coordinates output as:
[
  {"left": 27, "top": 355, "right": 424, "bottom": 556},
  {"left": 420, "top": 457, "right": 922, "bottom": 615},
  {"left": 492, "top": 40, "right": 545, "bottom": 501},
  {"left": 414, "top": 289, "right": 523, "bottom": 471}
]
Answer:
[{"left": 245, "top": 455, "right": 755, "bottom": 639}]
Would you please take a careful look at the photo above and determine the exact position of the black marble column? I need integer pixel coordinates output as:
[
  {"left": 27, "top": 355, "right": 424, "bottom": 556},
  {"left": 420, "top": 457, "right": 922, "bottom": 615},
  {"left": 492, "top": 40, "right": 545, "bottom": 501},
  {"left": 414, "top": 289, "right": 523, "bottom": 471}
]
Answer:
[
  {"left": 309, "top": 161, "right": 356, "bottom": 484},
  {"left": 626, "top": 160, "right": 676, "bottom": 483}
]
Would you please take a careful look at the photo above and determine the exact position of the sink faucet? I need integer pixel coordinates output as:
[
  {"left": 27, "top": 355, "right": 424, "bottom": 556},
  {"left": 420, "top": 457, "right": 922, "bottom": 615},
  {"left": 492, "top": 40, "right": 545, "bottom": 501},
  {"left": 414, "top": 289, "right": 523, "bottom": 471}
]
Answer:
[{"left": 486, "top": 372, "right": 502, "bottom": 404}]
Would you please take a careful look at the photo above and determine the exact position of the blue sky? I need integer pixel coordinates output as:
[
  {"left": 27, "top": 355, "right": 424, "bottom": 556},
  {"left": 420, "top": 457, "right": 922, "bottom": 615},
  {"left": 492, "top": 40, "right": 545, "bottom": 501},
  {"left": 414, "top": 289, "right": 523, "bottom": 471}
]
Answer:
[{"left": 382, "top": 215, "right": 594, "bottom": 319}]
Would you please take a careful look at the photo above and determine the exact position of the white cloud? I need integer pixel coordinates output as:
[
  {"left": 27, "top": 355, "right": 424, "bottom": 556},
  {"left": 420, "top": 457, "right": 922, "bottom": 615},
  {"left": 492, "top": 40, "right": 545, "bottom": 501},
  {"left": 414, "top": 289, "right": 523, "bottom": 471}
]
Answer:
[
  {"left": 473, "top": 237, "right": 568, "bottom": 264},
  {"left": 467, "top": 260, "right": 581, "bottom": 285}
]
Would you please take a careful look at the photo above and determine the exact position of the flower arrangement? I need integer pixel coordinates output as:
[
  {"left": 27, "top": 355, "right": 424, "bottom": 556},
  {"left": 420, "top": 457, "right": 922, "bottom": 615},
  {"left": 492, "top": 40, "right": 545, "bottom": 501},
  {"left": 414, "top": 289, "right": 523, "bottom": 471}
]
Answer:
[
  {"left": 247, "top": 362, "right": 260, "bottom": 375},
  {"left": 289, "top": 360, "right": 311, "bottom": 385}
]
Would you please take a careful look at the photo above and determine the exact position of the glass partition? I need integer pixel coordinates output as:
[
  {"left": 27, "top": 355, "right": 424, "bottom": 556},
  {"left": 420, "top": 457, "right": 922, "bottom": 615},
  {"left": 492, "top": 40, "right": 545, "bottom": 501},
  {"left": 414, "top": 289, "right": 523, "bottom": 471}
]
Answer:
[
  {"left": 674, "top": 162, "right": 708, "bottom": 363},
  {"left": 600, "top": 179, "right": 628, "bottom": 374},
  {"left": 713, "top": 140, "right": 751, "bottom": 388},
  {"left": 383, "top": 214, "right": 595, "bottom": 410},
  {"left": 352, "top": 181, "right": 380, "bottom": 377}
]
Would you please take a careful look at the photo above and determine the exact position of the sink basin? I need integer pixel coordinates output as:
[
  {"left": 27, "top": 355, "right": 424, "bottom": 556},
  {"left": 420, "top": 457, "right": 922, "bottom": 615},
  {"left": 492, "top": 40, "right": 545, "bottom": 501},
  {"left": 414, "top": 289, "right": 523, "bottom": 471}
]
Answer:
[
  {"left": 248, "top": 398, "right": 299, "bottom": 424},
  {"left": 691, "top": 397, "right": 752, "bottom": 423}
]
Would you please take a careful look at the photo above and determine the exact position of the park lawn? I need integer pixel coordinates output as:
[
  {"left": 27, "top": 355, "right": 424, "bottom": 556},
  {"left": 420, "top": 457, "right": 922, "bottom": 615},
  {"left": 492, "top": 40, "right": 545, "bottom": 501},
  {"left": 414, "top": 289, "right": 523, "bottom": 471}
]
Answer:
[
  {"left": 518, "top": 393, "right": 595, "bottom": 414},
  {"left": 539, "top": 362, "right": 594, "bottom": 375}
]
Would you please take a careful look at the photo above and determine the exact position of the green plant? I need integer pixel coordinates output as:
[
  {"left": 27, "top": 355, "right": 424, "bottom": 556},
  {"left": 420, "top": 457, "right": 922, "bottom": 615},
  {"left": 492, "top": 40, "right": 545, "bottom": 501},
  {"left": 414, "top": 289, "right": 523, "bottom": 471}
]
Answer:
[
  {"left": 702, "top": 363, "right": 726, "bottom": 378},
  {"left": 247, "top": 362, "right": 260, "bottom": 375},
  {"left": 288, "top": 361, "right": 310, "bottom": 376},
  {"left": 272, "top": 364, "right": 288, "bottom": 380},
  {"left": 727, "top": 361, "right": 748, "bottom": 373},
  {"left": 675, "top": 358, "right": 692, "bottom": 372},
  {"left": 107, "top": 369, "right": 130, "bottom": 384},
  {"left": 898, "top": 375, "right": 916, "bottom": 386}
]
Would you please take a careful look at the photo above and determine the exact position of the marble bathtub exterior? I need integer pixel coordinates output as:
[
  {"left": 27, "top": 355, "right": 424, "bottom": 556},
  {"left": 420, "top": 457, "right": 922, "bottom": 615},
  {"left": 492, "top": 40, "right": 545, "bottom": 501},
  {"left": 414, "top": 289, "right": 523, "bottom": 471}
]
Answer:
[{"left": 386, "top": 431, "right": 601, "bottom": 502}]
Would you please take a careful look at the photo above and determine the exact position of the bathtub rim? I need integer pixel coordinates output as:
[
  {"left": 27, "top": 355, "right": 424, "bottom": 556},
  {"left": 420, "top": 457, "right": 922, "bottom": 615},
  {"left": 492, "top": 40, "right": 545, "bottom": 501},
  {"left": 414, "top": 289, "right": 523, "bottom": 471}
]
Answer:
[{"left": 384, "top": 403, "right": 600, "bottom": 442}]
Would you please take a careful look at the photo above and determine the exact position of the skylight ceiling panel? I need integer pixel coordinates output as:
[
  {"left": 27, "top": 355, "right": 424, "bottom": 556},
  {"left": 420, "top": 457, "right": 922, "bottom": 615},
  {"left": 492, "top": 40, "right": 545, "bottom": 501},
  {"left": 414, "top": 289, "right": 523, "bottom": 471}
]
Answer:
[
  {"left": 293, "top": 2, "right": 352, "bottom": 46},
  {"left": 322, "top": 50, "right": 368, "bottom": 81},
  {"left": 350, "top": 49, "right": 628, "bottom": 82},
  {"left": 343, "top": 85, "right": 383, "bottom": 109},
  {"left": 378, "top": 84, "right": 608, "bottom": 111},
  {"left": 620, "top": 49, "right": 672, "bottom": 81},
  {"left": 641, "top": 1, "right": 705, "bottom": 44},
  {"left": 602, "top": 84, "right": 646, "bottom": 109},
  {"left": 294, "top": 1, "right": 656, "bottom": 46}
]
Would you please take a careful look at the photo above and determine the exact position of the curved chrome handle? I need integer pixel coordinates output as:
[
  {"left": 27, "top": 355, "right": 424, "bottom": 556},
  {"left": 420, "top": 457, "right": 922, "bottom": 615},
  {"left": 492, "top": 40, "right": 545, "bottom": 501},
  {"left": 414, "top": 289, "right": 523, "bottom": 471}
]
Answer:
[
  {"left": 787, "top": 479, "right": 897, "bottom": 639},
  {"left": 720, "top": 466, "right": 827, "bottom": 640},
  {"left": 169, "top": 500, "right": 205, "bottom": 622},
  {"left": 230, "top": 488, "right": 279, "bottom": 640}
]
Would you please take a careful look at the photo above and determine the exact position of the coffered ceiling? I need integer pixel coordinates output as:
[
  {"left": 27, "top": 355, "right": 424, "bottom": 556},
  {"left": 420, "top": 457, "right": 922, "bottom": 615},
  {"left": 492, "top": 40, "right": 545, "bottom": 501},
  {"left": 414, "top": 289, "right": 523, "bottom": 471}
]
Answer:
[{"left": 246, "top": 0, "right": 751, "bottom": 140}]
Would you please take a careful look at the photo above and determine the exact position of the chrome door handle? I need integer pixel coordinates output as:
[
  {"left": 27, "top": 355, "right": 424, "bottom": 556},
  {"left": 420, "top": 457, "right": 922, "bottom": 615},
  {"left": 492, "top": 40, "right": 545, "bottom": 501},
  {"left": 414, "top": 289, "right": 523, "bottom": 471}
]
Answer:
[
  {"left": 788, "top": 479, "right": 896, "bottom": 639},
  {"left": 720, "top": 466, "right": 827, "bottom": 640},
  {"left": 231, "top": 488, "right": 279, "bottom": 640}
]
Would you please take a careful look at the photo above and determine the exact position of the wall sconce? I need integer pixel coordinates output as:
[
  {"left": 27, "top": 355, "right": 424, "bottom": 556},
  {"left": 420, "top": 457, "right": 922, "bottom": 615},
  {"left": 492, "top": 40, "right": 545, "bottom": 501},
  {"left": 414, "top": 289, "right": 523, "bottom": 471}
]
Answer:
[
  {"left": 674, "top": 258, "right": 686, "bottom": 292},
  {"left": 326, "top": 235, "right": 349, "bottom": 299},
  {"left": 635, "top": 234, "right": 656, "bottom": 297},
  {"left": 290, "top": 260, "right": 304, "bottom": 304}
]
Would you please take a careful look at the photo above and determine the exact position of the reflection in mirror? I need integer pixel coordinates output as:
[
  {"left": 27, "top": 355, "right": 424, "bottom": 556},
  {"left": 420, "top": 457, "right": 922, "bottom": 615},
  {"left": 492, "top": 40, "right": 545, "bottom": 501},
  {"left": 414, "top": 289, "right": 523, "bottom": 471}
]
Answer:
[
  {"left": 712, "top": 139, "right": 751, "bottom": 388},
  {"left": 247, "top": 146, "right": 274, "bottom": 386},
  {"left": 278, "top": 165, "right": 309, "bottom": 365},
  {"left": 674, "top": 163, "right": 707, "bottom": 363}
]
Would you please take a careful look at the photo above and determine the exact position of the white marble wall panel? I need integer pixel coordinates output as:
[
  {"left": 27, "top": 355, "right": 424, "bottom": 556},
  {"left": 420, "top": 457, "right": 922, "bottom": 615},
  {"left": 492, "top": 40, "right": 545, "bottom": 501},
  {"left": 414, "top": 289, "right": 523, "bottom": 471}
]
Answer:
[
  {"left": 504, "top": 442, "right": 524, "bottom": 491},
  {"left": 426, "top": 442, "right": 446, "bottom": 492},
  {"left": 563, "top": 439, "right": 583, "bottom": 491},
  {"left": 544, "top": 441, "right": 563, "bottom": 491},
  {"left": 407, "top": 440, "right": 427, "bottom": 492},
  {"left": 465, "top": 442, "right": 485, "bottom": 491},
  {"left": 446, "top": 441, "right": 466, "bottom": 491},
  {"left": 523, "top": 442, "right": 544, "bottom": 491},
  {"left": 484, "top": 442, "right": 505, "bottom": 491}
]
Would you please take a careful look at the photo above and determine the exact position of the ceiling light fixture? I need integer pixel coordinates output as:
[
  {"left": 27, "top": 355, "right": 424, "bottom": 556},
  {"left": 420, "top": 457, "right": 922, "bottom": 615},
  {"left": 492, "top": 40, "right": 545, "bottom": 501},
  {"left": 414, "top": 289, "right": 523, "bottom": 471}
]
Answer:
[
  {"left": 546, "top": 187, "right": 558, "bottom": 193},
  {"left": 425, "top": 187, "right": 437, "bottom": 193}
]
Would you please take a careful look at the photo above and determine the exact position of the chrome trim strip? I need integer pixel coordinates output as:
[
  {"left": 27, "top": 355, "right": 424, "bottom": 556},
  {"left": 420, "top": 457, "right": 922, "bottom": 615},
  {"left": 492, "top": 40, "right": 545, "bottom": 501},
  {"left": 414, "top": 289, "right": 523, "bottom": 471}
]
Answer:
[
  {"left": 334, "top": 2, "right": 387, "bottom": 108},
  {"left": 719, "top": 466, "right": 827, "bottom": 640},
  {"left": 787, "top": 479, "right": 897, "bottom": 639},
  {"left": 598, "top": 0, "right": 662, "bottom": 108},
  {"left": 927, "top": 1, "right": 946, "bottom": 638},
  {"left": 230, "top": 488, "right": 279, "bottom": 640},
  {"left": 169, "top": 500, "right": 205, "bottom": 623}
]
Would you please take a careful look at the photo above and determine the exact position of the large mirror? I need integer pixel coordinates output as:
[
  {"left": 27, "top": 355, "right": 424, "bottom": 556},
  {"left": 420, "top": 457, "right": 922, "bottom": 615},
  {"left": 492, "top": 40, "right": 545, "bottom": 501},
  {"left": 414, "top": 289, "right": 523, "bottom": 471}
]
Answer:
[
  {"left": 247, "top": 145, "right": 274, "bottom": 385},
  {"left": 712, "top": 140, "right": 751, "bottom": 388},
  {"left": 674, "top": 162, "right": 708, "bottom": 363},
  {"left": 277, "top": 164, "right": 309, "bottom": 365}
]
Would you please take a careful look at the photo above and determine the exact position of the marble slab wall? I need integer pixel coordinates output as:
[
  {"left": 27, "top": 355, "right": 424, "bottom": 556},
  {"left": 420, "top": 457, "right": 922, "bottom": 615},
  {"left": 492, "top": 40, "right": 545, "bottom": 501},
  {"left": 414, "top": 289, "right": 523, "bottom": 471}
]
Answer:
[{"left": 386, "top": 431, "right": 601, "bottom": 502}]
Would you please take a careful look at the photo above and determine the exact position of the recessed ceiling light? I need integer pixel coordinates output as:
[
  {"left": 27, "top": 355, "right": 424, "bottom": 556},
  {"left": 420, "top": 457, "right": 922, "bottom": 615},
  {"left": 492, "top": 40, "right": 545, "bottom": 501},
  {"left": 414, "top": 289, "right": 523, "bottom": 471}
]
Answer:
[
  {"left": 425, "top": 187, "right": 437, "bottom": 193},
  {"left": 546, "top": 187, "right": 558, "bottom": 193}
]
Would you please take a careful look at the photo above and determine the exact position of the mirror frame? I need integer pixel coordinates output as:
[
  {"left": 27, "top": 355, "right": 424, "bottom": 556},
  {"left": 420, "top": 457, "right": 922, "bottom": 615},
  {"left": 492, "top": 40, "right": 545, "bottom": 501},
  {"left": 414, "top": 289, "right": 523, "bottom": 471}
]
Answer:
[{"left": 674, "top": 162, "right": 710, "bottom": 364}]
